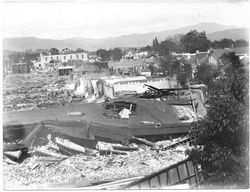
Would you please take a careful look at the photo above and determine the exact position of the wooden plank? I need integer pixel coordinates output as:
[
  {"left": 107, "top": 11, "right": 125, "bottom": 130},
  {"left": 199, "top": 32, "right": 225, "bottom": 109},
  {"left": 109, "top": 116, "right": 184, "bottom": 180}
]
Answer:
[
  {"left": 123, "top": 158, "right": 200, "bottom": 189},
  {"left": 18, "top": 123, "right": 44, "bottom": 147},
  {"left": 98, "top": 149, "right": 128, "bottom": 155},
  {"left": 4, "top": 150, "right": 23, "bottom": 160},
  {"left": 3, "top": 156, "right": 19, "bottom": 165},
  {"left": 54, "top": 137, "right": 86, "bottom": 153},
  {"left": 168, "top": 167, "right": 179, "bottom": 185},
  {"left": 185, "top": 161, "right": 192, "bottom": 184},
  {"left": 35, "top": 146, "right": 68, "bottom": 158},
  {"left": 159, "top": 173, "right": 167, "bottom": 186},
  {"left": 112, "top": 145, "right": 139, "bottom": 151},
  {"left": 3, "top": 143, "right": 25, "bottom": 152},
  {"left": 131, "top": 136, "right": 156, "bottom": 147},
  {"left": 178, "top": 163, "right": 189, "bottom": 180},
  {"left": 149, "top": 176, "right": 161, "bottom": 189},
  {"left": 139, "top": 181, "right": 150, "bottom": 189}
]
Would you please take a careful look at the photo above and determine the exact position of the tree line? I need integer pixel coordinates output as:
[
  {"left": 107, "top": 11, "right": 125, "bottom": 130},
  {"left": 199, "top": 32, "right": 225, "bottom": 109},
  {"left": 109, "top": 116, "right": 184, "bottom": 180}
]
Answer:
[{"left": 141, "top": 30, "right": 248, "bottom": 56}]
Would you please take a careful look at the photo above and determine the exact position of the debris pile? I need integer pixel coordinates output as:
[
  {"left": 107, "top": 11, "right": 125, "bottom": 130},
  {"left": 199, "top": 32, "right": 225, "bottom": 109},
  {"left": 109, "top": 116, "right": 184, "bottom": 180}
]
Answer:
[
  {"left": 173, "top": 105, "right": 198, "bottom": 122},
  {"left": 3, "top": 125, "right": 191, "bottom": 189},
  {"left": 3, "top": 73, "right": 92, "bottom": 112}
]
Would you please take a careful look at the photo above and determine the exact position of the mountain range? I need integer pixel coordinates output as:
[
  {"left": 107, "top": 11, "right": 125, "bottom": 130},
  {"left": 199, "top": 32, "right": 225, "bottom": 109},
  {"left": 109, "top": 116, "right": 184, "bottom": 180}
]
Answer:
[{"left": 3, "top": 22, "right": 249, "bottom": 52}]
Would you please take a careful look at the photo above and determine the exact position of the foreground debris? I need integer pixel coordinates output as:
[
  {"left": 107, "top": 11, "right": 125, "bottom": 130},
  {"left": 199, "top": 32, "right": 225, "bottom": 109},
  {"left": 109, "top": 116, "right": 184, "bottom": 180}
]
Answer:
[{"left": 3, "top": 130, "right": 191, "bottom": 189}]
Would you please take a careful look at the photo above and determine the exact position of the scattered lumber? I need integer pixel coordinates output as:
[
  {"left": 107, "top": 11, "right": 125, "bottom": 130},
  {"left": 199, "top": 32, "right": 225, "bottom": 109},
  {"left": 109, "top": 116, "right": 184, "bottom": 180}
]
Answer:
[
  {"left": 34, "top": 146, "right": 68, "bottom": 159},
  {"left": 98, "top": 149, "right": 128, "bottom": 155},
  {"left": 3, "top": 156, "right": 19, "bottom": 165},
  {"left": 54, "top": 137, "right": 87, "bottom": 154},
  {"left": 112, "top": 145, "right": 139, "bottom": 151},
  {"left": 4, "top": 150, "right": 23, "bottom": 160},
  {"left": 18, "top": 123, "right": 44, "bottom": 148},
  {"left": 161, "top": 136, "right": 190, "bottom": 151},
  {"left": 131, "top": 136, "right": 156, "bottom": 148},
  {"left": 3, "top": 143, "right": 26, "bottom": 152}
]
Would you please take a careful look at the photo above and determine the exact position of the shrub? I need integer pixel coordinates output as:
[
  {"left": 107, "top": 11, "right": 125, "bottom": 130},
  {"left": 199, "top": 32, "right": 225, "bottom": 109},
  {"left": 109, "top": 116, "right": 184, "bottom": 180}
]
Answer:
[{"left": 189, "top": 52, "right": 249, "bottom": 187}]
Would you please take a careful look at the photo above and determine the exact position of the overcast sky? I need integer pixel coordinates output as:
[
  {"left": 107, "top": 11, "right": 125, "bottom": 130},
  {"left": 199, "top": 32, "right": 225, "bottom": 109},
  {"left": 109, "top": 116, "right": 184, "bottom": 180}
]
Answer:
[{"left": 2, "top": 0, "right": 249, "bottom": 39}]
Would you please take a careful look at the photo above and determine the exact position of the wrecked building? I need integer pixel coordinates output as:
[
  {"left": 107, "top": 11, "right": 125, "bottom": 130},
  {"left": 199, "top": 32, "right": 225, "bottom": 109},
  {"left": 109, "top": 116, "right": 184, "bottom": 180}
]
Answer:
[
  {"left": 58, "top": 66, "right": 73, "bottom": 76},
  {"left": 12, "top": 63, "right": 30, "bottom": 74}
]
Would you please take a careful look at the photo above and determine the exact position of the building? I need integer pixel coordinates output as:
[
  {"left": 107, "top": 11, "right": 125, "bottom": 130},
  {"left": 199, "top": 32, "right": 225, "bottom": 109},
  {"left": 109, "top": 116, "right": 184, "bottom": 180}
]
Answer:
[
  {"left": 109, "top": 59, "right": 147, "bottom": 75},
  {"left": 58, "top": 66, "right": 73, "bottom": 76},
  {"left": 40, "top": 52, "right": 88, "bottom": 66},
  {"left": 140, "top": 68, "right": 151, "bottom": 77},
  {"left": 175, "top": 47, "right": 249, "bottom": 73},
  {"left": 134, "top": 51, "right": 149, "bottom": 60},
  {"left": 88, "top": 54, "right": 101, "bottom": 63}
]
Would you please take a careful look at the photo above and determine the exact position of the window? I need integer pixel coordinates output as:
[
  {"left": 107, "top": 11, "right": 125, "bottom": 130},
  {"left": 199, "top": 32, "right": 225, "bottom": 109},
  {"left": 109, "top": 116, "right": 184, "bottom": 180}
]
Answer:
[
  {"left": 70, "top": 55, "right": 72, "bottom": 59},
  {"left": 45, "top": 57, "right": 48, "bottom": 61},
  {"left": 105, "top": 101, "right": 136, "bottom": 114},
  {"left": 76, "top": 54, "right": 79, "bottom": 59},
  {"left": 57, "top": 56, "right": 59, "bottom": 60},
  {"left": 82, "top": 54, "right": 84, "bottom": 59},
  {"left": 51, "top": 57, "right": 53, "bottom": 60},
  {"left": 64, "top": 56, "right": 66, "bottom": 60}
]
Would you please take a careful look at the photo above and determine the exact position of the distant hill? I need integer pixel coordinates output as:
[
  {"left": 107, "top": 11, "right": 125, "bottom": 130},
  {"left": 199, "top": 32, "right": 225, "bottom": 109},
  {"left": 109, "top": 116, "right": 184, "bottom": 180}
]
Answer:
[
  {"left": 3, "top": 22, "right": 248, "bottom": 51},
  {"left": 207, "top": 28, "right": 249, "bottom": 41}
]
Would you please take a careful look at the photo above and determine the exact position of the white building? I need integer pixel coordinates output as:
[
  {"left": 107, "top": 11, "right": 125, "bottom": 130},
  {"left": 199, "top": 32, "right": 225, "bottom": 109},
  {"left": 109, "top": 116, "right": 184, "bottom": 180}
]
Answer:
[
  {"left": 40, "top": 52, "right": 88, "bottom": 66},
  {"left": 134, "top": 51, "right": 149, "bottom": 59},
  {"left": 140, "top": 68, "right": 151, "bottom": 77}
]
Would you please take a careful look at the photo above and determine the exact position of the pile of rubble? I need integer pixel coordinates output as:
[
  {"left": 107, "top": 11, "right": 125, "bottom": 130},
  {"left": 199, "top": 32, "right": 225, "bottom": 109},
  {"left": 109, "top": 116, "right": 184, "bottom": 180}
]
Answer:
[
  {"left": 3, "top": 126, "right": 190, "bottom": 189},
  {"left": 3, "top": 73, "right": 90, "bottom": 112}
]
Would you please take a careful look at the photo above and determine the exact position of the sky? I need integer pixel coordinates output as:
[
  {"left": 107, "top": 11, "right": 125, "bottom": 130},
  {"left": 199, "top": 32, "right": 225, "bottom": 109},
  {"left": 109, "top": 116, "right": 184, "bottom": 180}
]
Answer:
[{"left": 2, "top": 0, "right": 249, "bottom": 39}]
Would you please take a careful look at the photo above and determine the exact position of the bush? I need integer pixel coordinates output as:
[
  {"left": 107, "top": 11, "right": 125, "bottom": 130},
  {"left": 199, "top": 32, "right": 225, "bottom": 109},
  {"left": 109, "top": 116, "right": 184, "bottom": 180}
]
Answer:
[{"left": 189, "top": 52, "right": 249, "bottom": 187}]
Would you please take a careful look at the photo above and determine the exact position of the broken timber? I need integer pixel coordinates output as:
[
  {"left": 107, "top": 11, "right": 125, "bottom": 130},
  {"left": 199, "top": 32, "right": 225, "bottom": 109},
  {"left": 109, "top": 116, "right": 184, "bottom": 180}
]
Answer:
[
  {"left": 54, "top": 137, "right": 90, "bottom": 154},
  {"left": 35, "top": 146, "right": 68, "bottom": 159},
  {"left": 131, "top": 136, "right": 156, "bottom": 148},
  {"left": 98, "top": 149, "right": 128, "bottom": 155},
  {"left": 18, "top": 122, "right": 44, "bottom": 148},
  {"left": 112, "top": 145, "right": 139, "bottom": 151}
]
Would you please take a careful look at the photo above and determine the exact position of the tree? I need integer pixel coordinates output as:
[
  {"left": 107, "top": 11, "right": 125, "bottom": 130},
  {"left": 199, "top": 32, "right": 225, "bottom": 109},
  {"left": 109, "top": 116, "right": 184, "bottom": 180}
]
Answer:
[
  {"left": 219, "top": 38, "right": 234, "bottom": 48},
  {"left": 159, "top": 39, "right": 178, "bottom": 56},
  {"left": 167, "top": 34, "right": 184, "bottom": 53},
  {"left": 234, "top": 39, "right": 249, "bottom": 47},
  {"left": 109, "top": 48, "right": 123, "bottom": 61},
  {"left": 176, "top": 61, "right": 192, "bottom": 88},
  {"left": 75, "top": 48, "right": 85, "bottom": 53},
  {"left": 139, "top": 45, "right": 152, "bottom": 53},
  {"left": 96, "top": 49, "right": 110, "bottom": 61},
  {"left": 49, "top": 48, "right": 59, "bottom": 55},
  {"left": 218, "top": 52, "right": 247, "bottom": 102},
  {"left": 159, "top": 54, "right": 176, "bottom": 76},
  {"left": 196, "top": 63, "right": 215, "bottom": 87},
  {"left": 211, "top": 38, "right": 236, "bottom": 49},
  {"left": 159, "top": 54, "right": 192, "bottom": 87},
  {"left": 180, "top": 30, "right": 211, "bottom": 53},
  {"left": 152, "top": 37, "right": 159, "bottom": 53},
  {"left": 190, "top": 52, "right": 249, "bottom": 187}
]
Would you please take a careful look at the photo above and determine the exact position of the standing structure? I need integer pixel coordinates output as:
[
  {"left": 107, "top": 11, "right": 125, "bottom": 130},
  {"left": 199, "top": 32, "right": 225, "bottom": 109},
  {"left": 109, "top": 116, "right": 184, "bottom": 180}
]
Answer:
[{"left": 40, "top": 52, "right": 88, "bottom": 66}]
